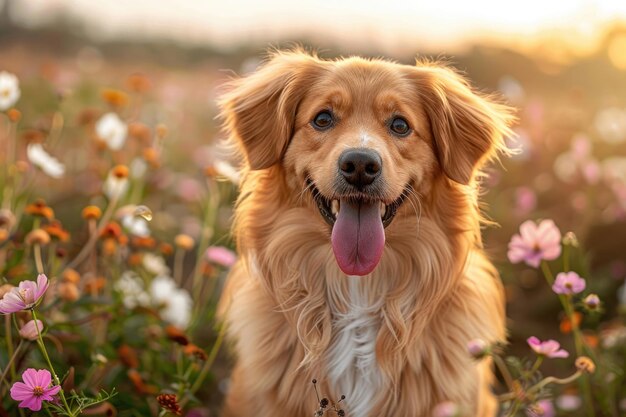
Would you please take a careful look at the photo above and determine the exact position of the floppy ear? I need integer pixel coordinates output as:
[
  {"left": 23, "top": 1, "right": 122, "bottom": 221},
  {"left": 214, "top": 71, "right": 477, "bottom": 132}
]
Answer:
[
  {"left": 219, "top": 51, "right": 323, "bottom": 170},
  {"left": 410, "top": 65, "right": 515, "bottom": 184}
]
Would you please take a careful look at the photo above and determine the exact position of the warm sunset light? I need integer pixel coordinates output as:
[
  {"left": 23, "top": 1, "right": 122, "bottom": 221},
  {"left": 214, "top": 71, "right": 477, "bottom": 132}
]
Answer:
[{"left": 1, "top": 1, "right": 626, "bottom": 416}]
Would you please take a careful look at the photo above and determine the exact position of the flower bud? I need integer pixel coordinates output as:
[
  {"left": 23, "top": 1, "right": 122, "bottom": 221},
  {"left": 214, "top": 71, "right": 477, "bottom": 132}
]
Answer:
[
  {"left": 432, "top": 401, "right": 460, "bottom": 417},
  {"left": 82, "top": 205, "right": 102, "bottom": 220},
  {"left": 563, "top": 231, "right": 579, "bottom": 247},
  {"left": 62, "top": 268, "right": 81, "bottom": 284},
  {"left": 25, "top": 229, "right": 51, "bottom": 246},
  {"left": 575, "top": 356, "right": 596, "bottom": 374},
  {"left": 467, "top": 338, "right": 489, "bottom": 359},
  {"left": 583, "top": 294, "right": 600, "bottom": 310},
  {"left": 19, "top": 320, "right": 43, "bottom": 341},
  {"left": 174, "top": 234, "right": 194, "bottom": 251}
]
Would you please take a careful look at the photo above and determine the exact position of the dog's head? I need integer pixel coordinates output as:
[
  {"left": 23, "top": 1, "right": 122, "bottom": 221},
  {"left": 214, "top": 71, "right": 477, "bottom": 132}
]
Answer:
[{"left": 220, "top": 50, "right": 514, "bottom": 276}]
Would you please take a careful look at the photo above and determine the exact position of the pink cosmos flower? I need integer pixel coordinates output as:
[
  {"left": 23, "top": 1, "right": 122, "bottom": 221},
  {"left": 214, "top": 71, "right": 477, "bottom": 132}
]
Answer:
[
  {"left": 527, "top": 336, "right": 569, "bottom": 358},
  {"left": 507, "top": 219, "right": 562, "bottom": 268},
  {"left": 466, "top": 339, "right": 489, "bottom": 359},
  {"left": 552, "top": 271, "right": 586, "bottom": 295},
  {"left": 205, "top": 246, "right": 236, "bottom": 268},
  {"left": 526, "top": 399, "right": 555, "bottom": 417},
  {"left": 10, "top": 368, "right": 61, "bottom": 411},
  {"left": 0, "top": 274, "right": 49, "bottom": 314}
]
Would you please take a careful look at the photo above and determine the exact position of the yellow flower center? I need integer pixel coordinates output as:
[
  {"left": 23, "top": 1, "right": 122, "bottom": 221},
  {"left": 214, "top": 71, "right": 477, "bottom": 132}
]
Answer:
[
  {"left": 565, "top": 282, "right": 573, "bottom": 290},
  {"left": 33, "top": 386, "right": 44, "bottom": 396},
  {"left": 0, "top": 89, "right": 9, "bottom": 98}
]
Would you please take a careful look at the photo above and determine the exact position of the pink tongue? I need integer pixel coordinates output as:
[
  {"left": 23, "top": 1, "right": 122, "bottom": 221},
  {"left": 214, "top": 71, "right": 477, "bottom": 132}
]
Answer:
[{"left": 331, "top": 199, "right": 385, "bottom": 276}]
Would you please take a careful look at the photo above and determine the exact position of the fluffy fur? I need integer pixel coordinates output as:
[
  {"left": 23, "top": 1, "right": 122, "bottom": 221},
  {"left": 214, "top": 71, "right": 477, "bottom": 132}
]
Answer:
[{"left": 217, "top": 50, "right": 515, "bottom": 417}]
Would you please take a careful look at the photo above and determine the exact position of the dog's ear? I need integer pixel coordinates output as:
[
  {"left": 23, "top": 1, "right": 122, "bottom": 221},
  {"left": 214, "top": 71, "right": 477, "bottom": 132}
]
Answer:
[
  {"left": 409, "top": 65, "right": 515, "bottom": 184},
  {"left": 219, "top": 51, "right": 323, "bottom": 170}
]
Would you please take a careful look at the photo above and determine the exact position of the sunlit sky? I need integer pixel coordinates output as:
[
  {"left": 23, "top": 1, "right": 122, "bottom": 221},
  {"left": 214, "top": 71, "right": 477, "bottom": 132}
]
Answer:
[{"left": 9, "top": 0, "right": 626, "bottom": 53}]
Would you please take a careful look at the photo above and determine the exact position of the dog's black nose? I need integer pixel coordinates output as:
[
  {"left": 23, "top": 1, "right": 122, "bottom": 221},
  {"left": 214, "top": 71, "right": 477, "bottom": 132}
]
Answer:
[{"left": 339, "top": 149, "right": 382, "bottom": 187}]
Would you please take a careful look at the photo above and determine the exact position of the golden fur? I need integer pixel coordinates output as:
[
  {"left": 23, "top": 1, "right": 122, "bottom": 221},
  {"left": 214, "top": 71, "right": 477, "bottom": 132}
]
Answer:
[{"left": 217, "top": 50, "right": 515, "bottom": 417}]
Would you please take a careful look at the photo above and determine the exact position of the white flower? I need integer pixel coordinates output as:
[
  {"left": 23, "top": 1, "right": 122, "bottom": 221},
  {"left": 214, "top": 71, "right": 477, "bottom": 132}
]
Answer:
[
  {"left": 214, "top": 159, "right": 240, "bottom": 184},
  {"left": 114, "top": 271, "right": 150, "bottom": 309},
  {"left": 0, "top": 71, "right": 20, "bottom": 111},
  {"left": 122, "top": 215, "right": 150, "bottom": 237},
  {"left": 103, "top": 168, "right": 129, "bottom": 200},
  {"left": 26, "top": 143, "right": 65, "bottom": 178},
  {"left": 150, "top": 275, "right": 192, "bottom": 328},
  {"left": 130, "top": 158, "right": 148, "bottom": 178},
  {"left": 96, "top": 112, "right": 127, "bottom": 150},
  {"left": 556, "top": 394, "right": 582, "bottom": 411},
  {"left": 143, "top": 253, "right": 170, "bottom": 275},
  {"left": 595, "top": 107, "right": 626, "bottom": 144}
]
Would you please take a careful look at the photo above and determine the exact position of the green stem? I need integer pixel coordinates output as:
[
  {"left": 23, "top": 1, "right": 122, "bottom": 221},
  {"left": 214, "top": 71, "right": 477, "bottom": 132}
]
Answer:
[
  {"left": 182, "top": 320, "right": 227, "bottom": 406},
  {"left": 492, "top": 354, "right": 516, "bottom": 393},
  {"left": 31, "top": 310, "right": 75, "bottom": 417},
  {"left": 4, "top": 314, "right": 15, "bottom": 380},
  {"left": 34, "top": 243, "right": 45, "bottom": 274},
  {"left": 529, "top": 356, "right": 544, "bottom": 375}
]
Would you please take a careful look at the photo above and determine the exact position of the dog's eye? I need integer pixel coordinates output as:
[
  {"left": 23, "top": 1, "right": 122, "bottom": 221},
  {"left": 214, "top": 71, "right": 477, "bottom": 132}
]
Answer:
[
  {"left": 389, "top": 117, "right": 411, "bottom": 137},
  {"left": 312, "top": 111, "right": 334, "bottom": 130}
]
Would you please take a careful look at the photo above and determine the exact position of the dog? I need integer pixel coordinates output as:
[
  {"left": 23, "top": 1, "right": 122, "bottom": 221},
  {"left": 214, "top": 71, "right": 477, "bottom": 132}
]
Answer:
[{"left": 217, "top": 50, "right": 515, "bottom": 417}]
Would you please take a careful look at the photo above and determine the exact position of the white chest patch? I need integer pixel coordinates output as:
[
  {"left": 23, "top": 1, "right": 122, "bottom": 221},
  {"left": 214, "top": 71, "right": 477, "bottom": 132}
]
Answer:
[{"left": 327, "top": 277, "right": 383, "bottom": 417}]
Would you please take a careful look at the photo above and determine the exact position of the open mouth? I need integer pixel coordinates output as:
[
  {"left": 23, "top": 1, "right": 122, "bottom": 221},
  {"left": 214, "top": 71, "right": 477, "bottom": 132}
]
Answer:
[
  {"left": 307, "top": 178, "right": 411, "bottom": 276},
  {"left": 307, "top": 179, "right": 410, "bottom": 228}
]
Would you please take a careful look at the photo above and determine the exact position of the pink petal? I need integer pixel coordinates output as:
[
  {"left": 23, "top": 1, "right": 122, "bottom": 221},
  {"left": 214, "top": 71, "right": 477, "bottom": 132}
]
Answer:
[
  {"left": 541, "top": 340, "right": 561, "bottom": 352},
  {"left": 34, "top": 274, "right": 49, "bottom": 301},
  {"left": 10, "top": 382, "right": 34, "bottom": 400},
  {"left": 519, "top": 220, "right": 538, "bottom": 243},
  {"left": 527, "top": 336, "right": 541, "bottom": 347},
  {"left": 524, "top": 253, "right": 542, "bottom": 268},
  {"left": 535, "top": 219, "right": 561, "bottom": 246},
  {"left": 541, "top": 244, "right": 562, "bottom": 261},
  {"left": 18, "top": 396, "right": 43, "bottom": 411},
  {"left": 21, "top": 368, "right": 39, "bottom": 388},
  {"left": 34, "top": 369, "right": 52, "bottom": 388},
  {"left": 43, "top": 385, "right": 61, "bottom": 398},
  {"left": 550, "top": 349, "right": 569, "bottom": 358}
]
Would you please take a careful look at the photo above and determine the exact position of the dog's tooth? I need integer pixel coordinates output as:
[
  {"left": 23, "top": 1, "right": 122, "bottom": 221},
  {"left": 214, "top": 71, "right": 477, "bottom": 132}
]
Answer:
[{"left": 331, "top": 200, "right": 339, "bottom": 217}]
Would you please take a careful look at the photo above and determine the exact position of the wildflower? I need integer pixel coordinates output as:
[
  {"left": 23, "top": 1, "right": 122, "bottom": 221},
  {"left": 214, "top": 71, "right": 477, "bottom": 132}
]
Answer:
[
  {"left": 127, "top": 73, "right": 152, "bottom": 93},
  {"left": 58, "top": 282, "right": 80, "bottom": 302},
  {"left": 114, "top": 271, "right": 150, "bottom": 309},
  {"left": 62, "top": 269, "right": 80, "bottom": 285},
  {"left": 142, "top": 147, "right": 160, "bottom": 168},
  {"left": 560, "top": 312, "right": 582, "bottom": 334},
  {"left": 128, "top": 122, "right": 152, "bottom": 144},
  {"left": 7, "top": 108, "right": 21, "bottom": 122},
  {"left": 150, "top": 275, "right": 192, "bottom": 329},
  {"left": 127, "top": 369, "right": 158, "bottom": 395},
  {"left": 122, "top": 214, "right": 150, "bottom": 237},
  {"left": 184, "top": 343, "right": 208, "bottom": 361},
  {"left": 575, "top": 356, "right": 596, "bottom": 374},
  {"left": 165, "top": 325, "right": 190, "bottom": 346},
  {"left": 117, "top": 344, "right": 139, "bottom": 369},
  {"left": 10, "top": 368, "right": 61, "bottom": 411},
  {"left": 213, "top": 160, "right": 241, "bottom": 184},
  {"left": 467, "top": 338, "right": 489, "bottom": 359},
  {"left": 95, "top": 112, "right": 127, "bottom": 151},
  {"left": 583, "top": 294, "right": 600, "bottom": 310},
  {"left": 160, "top": 243, "right": 174, "bottom": 256},
  {"left": 507, "top": 219, "right": 561, "bottom": 268},
  {"left": 0, "top": 274, "right": 49, "bottom": 313},
  {"left": 26, "top": 143, "right": 66, "bottom": 178},
  {"left": 205, "top": 246, "right": 237, "bottom": 268},
  {"left": 42, "top": 220, "right": 70, "bottom": 242},
  {"left": 143, "top": 253, "right": 170, "bottom": 275},
  {"left": 0, "top": 71, "right": 20, "bottom": 111},
  {"left": 82, "top": 205, "right": 102, "bottom": 220},
  {"left": 25, "top": 229, "right": 51, "bottom": 246},
  {"left": 552, "top": 272, "right": 586, "bottom": 295},
  {"left": 101, "top": 88, "right": 129, "bottom": 108},
  {"left": 19, "top": 320, "right": 43, "bottom": 341},
  {"left": 103, "top": 165, "right": 129, "bottom": 200},
  {"left": 174, "top": 234, "right": 194, "bottom": 251},
  {"left": 526, "top": 399, "right": 555, "bottom": 417},
  {"left": 156, "top": 393, "right": 182, "bottom": 416},
  {"left": 432, "top": 401, "right": 460, "bottom": 417},
  {"left": 527, "top": 336, "right": 569, "bottom": 358},
  {"left": 514, "top": 186, "right": 537, "bottom": 216},
  {"left": 556, "top": 394, "right": 581, "bottom": 411},
  {"left": 562, "top": 231, "right": 579, "bottom": 247}
]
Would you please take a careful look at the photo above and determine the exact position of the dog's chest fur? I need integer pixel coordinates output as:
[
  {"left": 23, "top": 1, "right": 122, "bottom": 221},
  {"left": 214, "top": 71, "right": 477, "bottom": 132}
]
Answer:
[{"left": 326, "top": 276, "right": 383, "bottom": 416}]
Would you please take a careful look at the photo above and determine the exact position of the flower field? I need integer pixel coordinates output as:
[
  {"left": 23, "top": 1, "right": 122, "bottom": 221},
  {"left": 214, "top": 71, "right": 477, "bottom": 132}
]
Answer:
[{"left": 1, "top": 28, "right": 626, "bottom": 417}]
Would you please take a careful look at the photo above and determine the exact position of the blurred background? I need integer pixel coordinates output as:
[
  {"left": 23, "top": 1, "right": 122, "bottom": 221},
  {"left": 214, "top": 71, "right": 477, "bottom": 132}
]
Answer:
[{"left": 1, "top": 0, "right": 626, "bottom": 414}]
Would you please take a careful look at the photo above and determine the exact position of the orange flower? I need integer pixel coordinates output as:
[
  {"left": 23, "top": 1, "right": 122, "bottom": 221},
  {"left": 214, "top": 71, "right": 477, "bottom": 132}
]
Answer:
[
  {"left": 62, "top": 269, "right": 80, "bottom": 284},
  {"left": 142, "top": 148, "right": 160, "bottom": 168},
  {"left": 84, "top": 276, "right": 107, "bottom": 294},
  {"left": 100, "top": 222, "right": 124, "bottom": 241},
  {"left": 58, "top": 282, "right": 80, "bottom": 302},
  {"left": 128, "top": 122, "right": 152, "bottom": 144},
  {"left": 183, "top": 343, "right": 208, "bottom": 361},
  {"left": 118, "top": 344, "right": 139, "bottom": 369},
  {"left": 76, "top": 108, "right": 99, "bottom": 126},
  {"left": 101, "top": 88, "right": 129, "bottom": 108},
  {"left": 130, "top": 236, "right": 156, "bottom": 249},
  {"left": 126, "top": 73, "right": 151, "bottom": 93},
  {"left": 127, "top": 370, "right": 158, "bottom": 395},
  {"left": 7, "top": 108, "right": 21, "bottom": 123},
  {"left": 25, "top": 199, "right": 54, "bottom": 219},
  {"left": 174, "top": 234, "right": 194, "bottom": 251},
  {"left": 82, "top": 206, "right": 102, "bottom": 220},
  {"left": 22, "top": 129, "right": 45, "bottom": 143},
  {"left": 111, "top": 165, "right": 129, "bottom": 179},
  {"left": 43, "top": 220, "right": 70, "bottom": 242},
  {"left": 560, "top": 312, "right": 583, "bottom": 334},
  {"left": 159, "top": 243, "right": 174, "bottom": 256},
  {"left": 165, "top": 325, "right": 189, "bottom": 346},
  {"left": 25, "top": 229, "right": 51, "bottom": 246}
]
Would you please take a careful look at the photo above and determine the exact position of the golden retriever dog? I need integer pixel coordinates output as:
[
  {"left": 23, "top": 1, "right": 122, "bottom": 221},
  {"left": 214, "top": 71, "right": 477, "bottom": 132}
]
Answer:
[{"left": 217, "top": 49, "right": 515, "bottom": 417}]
